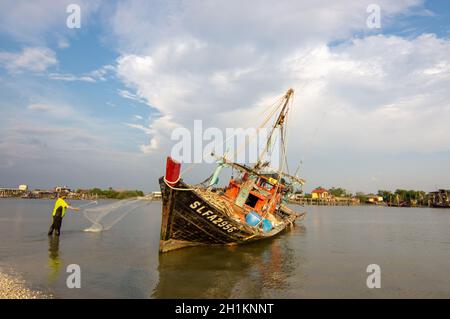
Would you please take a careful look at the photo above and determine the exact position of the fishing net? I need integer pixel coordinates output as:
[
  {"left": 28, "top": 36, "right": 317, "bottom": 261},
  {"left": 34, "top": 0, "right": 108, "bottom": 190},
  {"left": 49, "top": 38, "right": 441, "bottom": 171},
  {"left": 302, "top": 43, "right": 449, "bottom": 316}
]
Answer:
[{"left": 83, "top": 198, "right": 151, "bottom": 232}]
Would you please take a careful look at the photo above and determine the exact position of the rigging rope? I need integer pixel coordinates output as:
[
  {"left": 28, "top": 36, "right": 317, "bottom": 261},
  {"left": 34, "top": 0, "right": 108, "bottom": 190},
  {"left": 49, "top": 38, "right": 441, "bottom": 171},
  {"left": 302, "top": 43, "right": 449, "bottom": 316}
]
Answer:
[
  {"left": 225, "top": 96, "right": 285, "bottom": 163},
  {"left": 174, "top": 91, "right": 291, "bottom": 183}
]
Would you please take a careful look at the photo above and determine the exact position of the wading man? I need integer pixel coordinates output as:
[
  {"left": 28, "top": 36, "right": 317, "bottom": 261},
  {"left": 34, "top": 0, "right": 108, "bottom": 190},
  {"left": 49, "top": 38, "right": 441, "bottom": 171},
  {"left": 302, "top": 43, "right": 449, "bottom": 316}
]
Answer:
[{"left": 48, "top": 193, "right": 79, "bottom": 236}]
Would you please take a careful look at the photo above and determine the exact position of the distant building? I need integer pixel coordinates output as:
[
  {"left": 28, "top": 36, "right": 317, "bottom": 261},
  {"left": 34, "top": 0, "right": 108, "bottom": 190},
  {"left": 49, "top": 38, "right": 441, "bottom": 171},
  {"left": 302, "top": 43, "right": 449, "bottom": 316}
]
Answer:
[
  {"left": 311, "top": 187, "right": 330, "bottom": 199},
  {"left": 0, "top": 185, "right": 29, "bottom": 197},
  {"left": 55, "top": 186, "right": 71, "bottom": 193},
  {"left": 366, "top": 195, "right": 384, "bottom": 204},
  {"left": 31, "top": 189, "right": 56, "bottom": 199}
]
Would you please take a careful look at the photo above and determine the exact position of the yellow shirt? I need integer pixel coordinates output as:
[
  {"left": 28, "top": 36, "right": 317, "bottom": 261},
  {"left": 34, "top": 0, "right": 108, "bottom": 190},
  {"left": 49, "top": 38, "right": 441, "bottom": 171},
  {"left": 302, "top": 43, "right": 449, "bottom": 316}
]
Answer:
[{"left": 52, "top": 198, "right": 69, "bottom": 217}]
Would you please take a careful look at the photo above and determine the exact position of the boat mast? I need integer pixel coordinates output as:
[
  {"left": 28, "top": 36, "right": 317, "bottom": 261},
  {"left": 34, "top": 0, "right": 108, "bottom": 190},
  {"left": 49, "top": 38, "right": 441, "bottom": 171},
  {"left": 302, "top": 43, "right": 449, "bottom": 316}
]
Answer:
[
  {"left": 254, "top": 88, "right": 294, "bottom": 171},
  {"left": 211, "top": 88, "right": 305, "bottom": 184}
]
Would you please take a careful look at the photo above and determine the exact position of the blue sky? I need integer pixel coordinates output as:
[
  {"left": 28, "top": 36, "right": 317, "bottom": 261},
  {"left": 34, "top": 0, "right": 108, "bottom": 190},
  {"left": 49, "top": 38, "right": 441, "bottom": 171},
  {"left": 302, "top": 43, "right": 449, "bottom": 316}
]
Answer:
[{"left": 0, "top": 0, "right": 449, "bottom": 193}]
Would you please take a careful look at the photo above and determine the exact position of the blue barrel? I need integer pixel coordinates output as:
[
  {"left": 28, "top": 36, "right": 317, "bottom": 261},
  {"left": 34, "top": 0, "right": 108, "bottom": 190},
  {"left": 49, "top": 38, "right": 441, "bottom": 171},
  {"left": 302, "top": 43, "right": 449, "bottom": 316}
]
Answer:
[
  {"left": 245, "top": 211, "right": 262, "bottom": 226},
  {"left": 262, "top": 219, "right": 273, "bottom": 232}
]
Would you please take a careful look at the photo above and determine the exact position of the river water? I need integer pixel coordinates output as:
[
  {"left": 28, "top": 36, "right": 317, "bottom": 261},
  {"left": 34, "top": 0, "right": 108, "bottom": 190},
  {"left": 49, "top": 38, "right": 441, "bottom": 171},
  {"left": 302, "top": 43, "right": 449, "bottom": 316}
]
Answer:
[{"left": 0, "top": 199, "right": 448, "bottom": 298}]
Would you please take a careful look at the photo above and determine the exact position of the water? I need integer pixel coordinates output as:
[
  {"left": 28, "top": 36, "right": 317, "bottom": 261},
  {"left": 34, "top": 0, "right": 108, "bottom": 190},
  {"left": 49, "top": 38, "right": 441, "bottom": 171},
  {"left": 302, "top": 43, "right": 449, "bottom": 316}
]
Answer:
[{"left": 0, "top": 199, "right": 449, "bottom": 298}]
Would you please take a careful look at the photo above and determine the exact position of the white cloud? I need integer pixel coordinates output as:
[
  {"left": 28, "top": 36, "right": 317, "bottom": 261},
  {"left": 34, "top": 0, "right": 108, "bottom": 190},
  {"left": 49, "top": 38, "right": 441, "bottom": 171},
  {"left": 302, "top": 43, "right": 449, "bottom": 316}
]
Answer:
[
  {"left": 126, "top": 118, "right": 173, "bottom": 154},
  {"left": 4, "top": 0, "right": 448, "bottom": 191},
  {"left": 110, "top": 0, "right": 424, "bottom": 52},
  {"left": 117, "top": 88, "right": 149, "bottom": 104},
  {"left": 111, "top": 0, "right": 450, "bottom": 159},
  {"left": 125, "top": 123, "right": 153, "bottom": 135},
  {"left": 139, "top": 138, "right": 159, "bottom": 154},
  {"left": 88, "top": 64, "right": 116, "bottom": 81},
  {"left": 125, "top": 115, "right": 178, "bottom": 154},
  {"left": 48, "top": 73, "right": 96, "bottom": 82},
  {"left": 284, "top": 34, "right": 450, "bottom": 154},
  {"left": 57, "top": 38, "right": 70, "bottom": 49},
  {"left": 0, "top": 47, "right": 57, "bottom": 73},
  {"left": 48, "top": 64, "right": 115, "bottom": 82}
]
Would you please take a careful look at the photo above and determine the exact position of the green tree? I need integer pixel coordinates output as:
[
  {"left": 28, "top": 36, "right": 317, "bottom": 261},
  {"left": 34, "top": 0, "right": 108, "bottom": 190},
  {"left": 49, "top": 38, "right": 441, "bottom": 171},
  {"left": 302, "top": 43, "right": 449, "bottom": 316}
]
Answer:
[
  {"left": 329, "top": 187, "right": 349, "bottom": 197},
  {"left": 377, "top": 190, "right": 393, "bottom": 202},
  {"left": 355, "top": 192, "right": 368, "bottom": 203},
  {"left": 394, "top": 189, "right": 408, "bottom": 202},
  {"left": 91, "top": 188, "right": 103, "bottom": 195}
]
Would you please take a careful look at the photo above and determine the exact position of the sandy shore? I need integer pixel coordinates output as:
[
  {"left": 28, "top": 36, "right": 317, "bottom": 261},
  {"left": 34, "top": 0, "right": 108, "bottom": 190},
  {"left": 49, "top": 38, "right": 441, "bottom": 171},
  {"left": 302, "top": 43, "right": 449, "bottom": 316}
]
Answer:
[{"left": 0, "top": 271, "right": 52, "bottom": 299}]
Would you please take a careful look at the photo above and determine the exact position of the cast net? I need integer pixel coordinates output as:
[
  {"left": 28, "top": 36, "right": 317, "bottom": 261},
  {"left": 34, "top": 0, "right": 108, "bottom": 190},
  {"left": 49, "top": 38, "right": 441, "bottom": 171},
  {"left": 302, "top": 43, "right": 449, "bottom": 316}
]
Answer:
[{"left": 83, "top": 198, "right": 152, "bottom": 232}]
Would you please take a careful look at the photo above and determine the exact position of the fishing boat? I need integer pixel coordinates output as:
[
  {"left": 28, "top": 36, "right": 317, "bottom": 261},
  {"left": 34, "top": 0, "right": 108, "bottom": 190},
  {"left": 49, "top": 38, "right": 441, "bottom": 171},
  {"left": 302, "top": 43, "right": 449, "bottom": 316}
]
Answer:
[
  {"left": 428, "top": 189, "right": 450, "bottom": 208},
  {"left": 158, "top": 88, "right": 306, "bottom": 253}
]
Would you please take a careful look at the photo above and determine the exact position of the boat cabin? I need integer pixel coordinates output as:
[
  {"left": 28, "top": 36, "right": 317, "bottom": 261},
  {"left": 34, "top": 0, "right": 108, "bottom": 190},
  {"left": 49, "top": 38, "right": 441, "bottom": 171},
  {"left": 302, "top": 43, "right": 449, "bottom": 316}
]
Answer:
[{"left": 224, "top": 173, "right": 283, "bottom": 216}]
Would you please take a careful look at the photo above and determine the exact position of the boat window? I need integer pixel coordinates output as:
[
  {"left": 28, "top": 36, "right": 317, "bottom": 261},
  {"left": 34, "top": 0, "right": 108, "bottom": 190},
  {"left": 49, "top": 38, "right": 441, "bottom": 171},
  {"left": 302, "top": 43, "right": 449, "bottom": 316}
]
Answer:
[
  {"left": 245, "top": 193, "right": 259, "bottom": 208},
  {"left": 260, "top": 180, "right": 274, "bottom": 190}
]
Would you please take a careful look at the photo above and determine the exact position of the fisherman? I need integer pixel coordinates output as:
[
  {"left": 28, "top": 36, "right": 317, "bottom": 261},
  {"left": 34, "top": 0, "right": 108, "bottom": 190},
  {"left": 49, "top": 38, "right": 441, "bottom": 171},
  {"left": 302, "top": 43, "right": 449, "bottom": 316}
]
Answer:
[{"left": 48, "top": 193, "right": 79, "bottom": 236}]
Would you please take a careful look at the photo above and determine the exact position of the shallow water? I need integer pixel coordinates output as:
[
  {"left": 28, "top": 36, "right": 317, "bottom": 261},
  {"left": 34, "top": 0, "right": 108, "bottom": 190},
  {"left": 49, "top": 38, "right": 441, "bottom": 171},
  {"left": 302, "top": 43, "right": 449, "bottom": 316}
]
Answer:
[{"left": 0, "top": 199, "right": 449, "bottom": 298}]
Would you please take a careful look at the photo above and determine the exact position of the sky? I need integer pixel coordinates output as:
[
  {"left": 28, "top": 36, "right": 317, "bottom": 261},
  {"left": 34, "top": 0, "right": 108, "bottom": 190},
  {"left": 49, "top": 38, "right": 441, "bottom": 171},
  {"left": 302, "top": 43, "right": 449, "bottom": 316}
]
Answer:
[{"left": 0, "top": 0, "right": 449, "bottom": 193}]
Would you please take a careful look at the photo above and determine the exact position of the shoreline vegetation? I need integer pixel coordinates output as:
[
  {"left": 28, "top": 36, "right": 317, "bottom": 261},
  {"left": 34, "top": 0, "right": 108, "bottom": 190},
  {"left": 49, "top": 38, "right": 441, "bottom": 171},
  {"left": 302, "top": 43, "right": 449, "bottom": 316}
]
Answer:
[
  {"left": 82, "top": 188, "right": 145, "bottom": 200},
  {"left": 1, "top": 184, "right": 447, "bottom": 207},
  {"left": 289, "top": 187, "right": 448, "bottom": 207},
  {"left": 0, "top": 187, "right": 145, "bottom": 200},
  {"left": 0, "top": 270, "right": 51, "bottom": 299}
]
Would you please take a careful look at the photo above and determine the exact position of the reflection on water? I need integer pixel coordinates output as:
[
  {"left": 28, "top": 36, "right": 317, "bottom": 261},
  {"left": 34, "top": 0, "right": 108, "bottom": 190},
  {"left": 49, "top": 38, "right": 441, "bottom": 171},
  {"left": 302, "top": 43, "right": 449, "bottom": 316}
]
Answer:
[
  {"left": 152, "top": 225, "right": 306, "bottom": 298},
  {"left": 47, "top": 236, "right": 62, "bottom": 284},
  {"left": 1, "top": 200, "right": 449, "bottom": 298}
]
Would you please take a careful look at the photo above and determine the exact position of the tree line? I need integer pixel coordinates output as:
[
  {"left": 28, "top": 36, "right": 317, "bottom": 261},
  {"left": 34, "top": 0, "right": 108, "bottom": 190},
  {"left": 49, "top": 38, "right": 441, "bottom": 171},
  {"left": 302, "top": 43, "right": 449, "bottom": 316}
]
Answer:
[
  {"left": 75, "top": 188, "right": 144, "bottom": 199},
  {"left": 302, "top": 187, "right": 428, "bottom": 203},
  {"left": 376, "top": 189, "right": 426, "bottom": 204}
]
